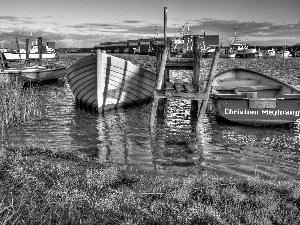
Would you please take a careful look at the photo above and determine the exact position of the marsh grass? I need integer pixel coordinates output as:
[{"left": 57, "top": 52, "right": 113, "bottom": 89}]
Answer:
[
  {"left": 0, "top": 79, "right": 41, "bottom": 140},
  {"left": 0, "top": 144, "right": 299, "bottom": 225}
]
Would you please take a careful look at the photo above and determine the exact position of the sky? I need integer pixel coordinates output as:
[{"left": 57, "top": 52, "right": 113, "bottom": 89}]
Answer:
[{"left": 0, "top": 0, "right": 299, "bottom": 49}]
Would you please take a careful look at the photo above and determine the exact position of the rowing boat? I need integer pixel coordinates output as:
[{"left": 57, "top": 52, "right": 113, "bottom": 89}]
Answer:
[
  {"left": 0, "top": 66, "right": 67, "bottom": 83},
  {"left": 210, "top": 68, "right": 300, "bottom": 125},
  {"left": 66, "top": 50, "right": 157, "bottom": 111}
]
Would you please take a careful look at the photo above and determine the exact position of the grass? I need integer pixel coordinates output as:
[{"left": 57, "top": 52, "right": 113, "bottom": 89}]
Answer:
[
  {"left": 0, "top": 143, "right": 299, "bottom": 225},
  {"left": 1, "top": 55, "right": 299, "bottom": 224},
  {"left": 0, "top": 79, "right": 41, "bottom": 140}
]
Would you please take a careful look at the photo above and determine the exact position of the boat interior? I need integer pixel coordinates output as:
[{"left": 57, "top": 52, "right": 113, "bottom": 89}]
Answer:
[{"left": 211, "top": 70, "right": 300, "bottom": 100}]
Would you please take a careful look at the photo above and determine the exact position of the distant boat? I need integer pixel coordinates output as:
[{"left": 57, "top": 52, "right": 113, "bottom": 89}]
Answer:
[
  {"left": 66, "top": 50, "right": 157, "bottom": 111},
  {"left": 2, "top": 45, "right": 58, "bottom": 61},
  {"left": 275, "top": 49, "right": 291, "bottom": 58},
  {"left": 219, "top": 48, "right": 236, "bottom": 58},
  {"left": 210, "top": 68, "right": 300, "bottom": 126},
  {"left": 262, "top": 48, "right": 276, "bottom": 58},
  {"left": 0, "top": 66, "right": 66, "bottom": 83},
  {"left": 229, "top": 31, "right": 256, "bottom": 58}
]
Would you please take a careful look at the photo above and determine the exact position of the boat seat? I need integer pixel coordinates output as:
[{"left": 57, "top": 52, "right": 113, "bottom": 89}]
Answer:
[
  {"left": 213, "top": 85, "right": 281, "bottom": 91},
  {"left": 278, "top": 94, "right": 300, "bottom": 99},
  {"left": 210, "top": 93, "right": 247, "bottom": 99}
]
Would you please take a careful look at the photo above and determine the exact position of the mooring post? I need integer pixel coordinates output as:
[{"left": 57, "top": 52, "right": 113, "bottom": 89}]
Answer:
[
  {"left": 191, "top": 36, "right": 201, "bottom": 113},
  {"left": 164, "top": 7, "right": 167, "bottom": 44},
  {"left": 25, "top": 38, "right": 29, "bottom": 66},
  {"left": 196, "top": 46, "right": 220, "bottom": 132},
  {"left": 156, "top": 46, "right": 168, "bottom": 90},
  {"left": 38, "top": 37, "right": 42, "bottom": 65},
  {"left": 151, "top": 6, "right": 168, "bottom": 128}
]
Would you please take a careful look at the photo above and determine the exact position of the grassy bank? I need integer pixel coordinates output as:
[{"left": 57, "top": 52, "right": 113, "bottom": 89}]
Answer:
[
  {"left": 0, "top": 79, "right": 41, "bottom": 140},
  {"left": 1, "top": 55, "right": 300, "bottom": 224},
  {"left": 0, "top": 144, "right": 299, "bottom": 225}
]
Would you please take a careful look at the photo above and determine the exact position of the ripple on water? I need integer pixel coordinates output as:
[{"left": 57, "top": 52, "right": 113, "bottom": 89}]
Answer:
[{"left": 7, "top": 57, "right": 300, "bottom": 180}]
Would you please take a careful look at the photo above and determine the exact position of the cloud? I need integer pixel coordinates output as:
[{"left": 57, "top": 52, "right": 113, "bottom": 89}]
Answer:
[{"left": 1, "top": 16, "right": 299, "bottom": 48}]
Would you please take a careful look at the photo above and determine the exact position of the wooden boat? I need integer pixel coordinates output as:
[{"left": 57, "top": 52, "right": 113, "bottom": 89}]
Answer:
[
  {"left": 0, "top": 66, "right": 67, "bottom": 83},
  {"left": 3, "top": 52, "right": 58, "bottom": 61},
  {"left": 66, "top": 50, "right": 157, "bottom": 111},
  {"left": 209, "top": 68, "right": 300, "bottom": 126}
]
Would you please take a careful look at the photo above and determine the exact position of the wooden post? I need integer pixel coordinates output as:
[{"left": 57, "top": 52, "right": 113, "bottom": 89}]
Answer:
[
  {"left": 156, "top": 47, "right": 162, "bottom": 79},
  {"left": 164, "top": 7, "right": 167, "bottom": 45},
  {"left": 38, "top": 37, "right": 42, "bottom": 65},
  {"left": 164, "top": 38, "right": 170, "bottom": 84},
  {"left": 97, "top": 49, "right": 104, "bottom": 111},
  {"left": 156, "top": 46, "right": 168, "bottom": 90},
  {"left": 25, "top": 38, "right": 29, "bottom": 66},
  {"left": 15, "top": 38, "right": 21, "bottom": 62},
  {"left": 0, "top": 53, "right": 5, "bottom": 70},
  {"left": 191, "top": 36, "right": 201, "bottom": 113},
  {"left": 197, "top": 46, "right": 220, "bottom": 132},
  {"left": 192, "top": 36, "right": 201, "bottom": 90}
]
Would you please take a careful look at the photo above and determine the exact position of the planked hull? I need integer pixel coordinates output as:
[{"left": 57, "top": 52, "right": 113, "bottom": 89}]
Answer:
[
  {"left": 0, "top": 66, "right": 66, "bottom": 83},
  {"left": 210, "top": 68, "right": 300, "bottom": 125},
  {"left": 66, "top": 50, "right": 157, "bottom": 111}
]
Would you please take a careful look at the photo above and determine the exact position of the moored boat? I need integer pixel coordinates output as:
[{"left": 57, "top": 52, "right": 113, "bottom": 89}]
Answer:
[
  {"left": 262, "top": 48, "right": 275, "bottom": 58},
  {"left": 219, "top": 48, "right": 236, "bottom": 58},
  {"left": 3, "top": 51, "right": 58, "bottom": 61},
  {"left": 66, "top": 50, "right": 157, "bottom": 111},
  {"left": 0, "top": 66, "right": 66, "bottom": 83},
  {"left": 275, "top": 49, "right": 291, "bottom": 58},
  {"left": 229, "top": 32, "right": 256, "bottom": 58},
  {"left": 209, "top": 68, "right": 300, "bottom": 126}
]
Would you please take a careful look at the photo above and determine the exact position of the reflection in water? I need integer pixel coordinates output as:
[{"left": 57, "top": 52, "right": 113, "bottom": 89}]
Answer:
[
  {"left": 202, "top": 117, "right": 300, "bottom": 180},
  {"left": 7, "top": 81, "right": 300, "bottom": 180},
  {"left": 150, "top": 99, "right": 205, "bottom": 177}
]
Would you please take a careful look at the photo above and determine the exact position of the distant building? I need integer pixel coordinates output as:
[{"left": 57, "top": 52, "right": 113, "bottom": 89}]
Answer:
[
  {"left": 94, "top": 34, "right": 220, "bottom": 55},
  {"left": 47, "top": 41, "right": 55, "bottom": 49},
  {"left": 184, "top": 35, "right": 219, "bottom": 49}
]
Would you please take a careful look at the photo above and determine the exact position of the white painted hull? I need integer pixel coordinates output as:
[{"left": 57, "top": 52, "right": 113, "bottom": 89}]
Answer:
[
  {"left": 0, "top": 66, "right": 66, "bottom": 83},
  {"left": 210, "top": 68, "right": 300, "bottom": 125},
  {"left": 66, "top": 50, "right": 157, "bottom": 111},
  {"left": 275, "top": 51, "right": 291, "bottom": 58},
  {"left": 3, "top": 52, "right": 58, "bottom": 60}
]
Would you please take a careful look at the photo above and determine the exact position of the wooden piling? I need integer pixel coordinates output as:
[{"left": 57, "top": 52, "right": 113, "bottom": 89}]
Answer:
[
  {"left": 38, "top": 37, "right": 42, "bottom": 65},
  {"left": 197, "top": 46, "right": 220, "bottom": 131},
  {"left": 25, "top": 38, "right": 29, "bottom": 66},
  {"left": 164, "top": 7, "right": 167, "bottom": 44},
  {"left": 191, "top": 36, "right": 201, "bottom": 113},
  {"left": 0, "top": 53, "right": 5, "bottom": 70}
]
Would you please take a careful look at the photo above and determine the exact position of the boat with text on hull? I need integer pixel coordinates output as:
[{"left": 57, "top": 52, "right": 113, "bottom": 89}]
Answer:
[
  {"left": 209, "top": 68, "right": 300, "bottom": 126},
  {"left": 66, "top": 50, "right": 157, "bottom": 111}
]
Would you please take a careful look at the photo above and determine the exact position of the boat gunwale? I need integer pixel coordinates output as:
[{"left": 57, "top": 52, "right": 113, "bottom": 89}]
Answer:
[{"left": 213, "top": 67, "right": 300, "bottom": 93}]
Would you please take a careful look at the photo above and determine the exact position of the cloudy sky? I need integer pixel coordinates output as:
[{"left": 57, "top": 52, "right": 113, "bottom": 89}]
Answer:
[{"left": 0, "top": 0, "right": 299, "bottom": 49}]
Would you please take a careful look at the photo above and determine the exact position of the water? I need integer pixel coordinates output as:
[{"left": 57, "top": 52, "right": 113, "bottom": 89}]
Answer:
[{"left": 8, "top": 78, "right": 300, "bottom": 180}]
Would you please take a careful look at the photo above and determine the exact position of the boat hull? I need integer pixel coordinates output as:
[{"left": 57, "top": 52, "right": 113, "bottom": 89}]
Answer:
[
  {"left": 210, "top": 98, "right": 300, "bottom": 125},
  {"left": 235, "top": 53, "right": 256, "bottom": 58},
  {"left": 3, "top": 52, "right": 58, "bottom": 61},
  {"left": 210, "top": 68, "right": 300, "bottom": 125},
  {"left": 66, "top": 51, "right": 157, "bottom": 111},
  {"left": 0, "top": 67, "right": 66, "bottom": 83}
]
